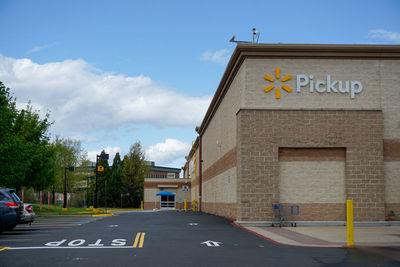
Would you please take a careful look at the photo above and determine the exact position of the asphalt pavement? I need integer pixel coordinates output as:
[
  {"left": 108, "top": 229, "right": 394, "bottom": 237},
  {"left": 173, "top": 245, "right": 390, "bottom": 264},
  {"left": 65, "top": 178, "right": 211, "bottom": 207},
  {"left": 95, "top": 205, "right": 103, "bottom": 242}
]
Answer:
[{"left": 0, "top": 210, "right": 399, "bottom": 266}]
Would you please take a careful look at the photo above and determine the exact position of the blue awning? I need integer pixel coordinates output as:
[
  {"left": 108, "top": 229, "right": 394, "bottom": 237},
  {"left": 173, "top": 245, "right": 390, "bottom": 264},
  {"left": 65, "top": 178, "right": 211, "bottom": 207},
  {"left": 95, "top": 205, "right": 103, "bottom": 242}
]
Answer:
[{"left": 156, "top": 191, "right": 176, "bottom": 196}]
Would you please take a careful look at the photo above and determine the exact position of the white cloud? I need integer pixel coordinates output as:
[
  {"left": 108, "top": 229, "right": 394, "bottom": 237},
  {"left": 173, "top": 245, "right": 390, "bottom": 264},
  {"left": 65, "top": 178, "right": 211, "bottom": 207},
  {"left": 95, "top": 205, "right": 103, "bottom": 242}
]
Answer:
[
  {"left": 87, "top": 146, "right": 121, "bottom": 163},
  {"left": 366, "top": 29, "right": 400, "bottom": 42},
  {"left": 145, "top": 138, "right": 191, "bottom": 166},
  {"left": 201, "top": 49, "right": 231, "bottom": 65},
  {"left": 0, "top": 55, "right": 212, "bottom": 134},
  {"left": 27, "top": 44, "right": 51, "bottom": 54},
  {"left": 70, "top": 135, "right": 100, "bottom": 143}
]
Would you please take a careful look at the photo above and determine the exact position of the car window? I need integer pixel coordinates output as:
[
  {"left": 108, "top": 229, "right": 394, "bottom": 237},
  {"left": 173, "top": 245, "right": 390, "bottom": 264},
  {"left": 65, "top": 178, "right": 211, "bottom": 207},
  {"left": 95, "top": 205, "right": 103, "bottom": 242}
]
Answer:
[
  {"left": 0, "top": 192, "right": 6, "bottom": 201},
  {"left": 11, "top": 192, "right": 21, "bottom": 202}
]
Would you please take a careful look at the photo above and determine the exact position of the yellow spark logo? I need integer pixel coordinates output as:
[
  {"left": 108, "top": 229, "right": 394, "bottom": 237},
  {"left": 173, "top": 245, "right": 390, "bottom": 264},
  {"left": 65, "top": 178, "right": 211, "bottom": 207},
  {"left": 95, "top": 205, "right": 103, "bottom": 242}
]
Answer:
[{"left": 264, "top": 68, "right": 292, "bottom": 99}]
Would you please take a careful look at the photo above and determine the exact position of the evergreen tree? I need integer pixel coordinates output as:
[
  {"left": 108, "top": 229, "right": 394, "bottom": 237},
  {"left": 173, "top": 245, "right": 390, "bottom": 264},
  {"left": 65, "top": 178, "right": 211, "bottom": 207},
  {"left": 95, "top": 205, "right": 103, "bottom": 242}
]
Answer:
[
  {"left": 121, "top": 142, "right": 148, "bottom": 207},
  {"left": 97, "top": 150, "right": 111, "bottom": 207},
  {"left": 109, "top": 152, "right": 123, "bottom": 207}
]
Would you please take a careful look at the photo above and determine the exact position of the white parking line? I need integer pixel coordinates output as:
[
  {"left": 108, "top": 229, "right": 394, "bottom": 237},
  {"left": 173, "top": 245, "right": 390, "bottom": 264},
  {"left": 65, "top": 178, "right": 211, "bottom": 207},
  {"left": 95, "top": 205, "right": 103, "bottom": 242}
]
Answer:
[
  {"left": 0, "top": 239, "right": 32, "bottom": 242},
  {"left": 7, "top": 246, "right": 134, "bottom": 250}
]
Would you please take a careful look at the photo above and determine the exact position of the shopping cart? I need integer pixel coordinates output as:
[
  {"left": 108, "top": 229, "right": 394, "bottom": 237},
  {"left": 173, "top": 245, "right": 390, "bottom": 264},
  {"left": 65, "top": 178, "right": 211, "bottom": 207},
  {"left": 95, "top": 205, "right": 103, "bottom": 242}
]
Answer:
[{"left": 271, "top": 203, "right": 299, "bottom": 227}]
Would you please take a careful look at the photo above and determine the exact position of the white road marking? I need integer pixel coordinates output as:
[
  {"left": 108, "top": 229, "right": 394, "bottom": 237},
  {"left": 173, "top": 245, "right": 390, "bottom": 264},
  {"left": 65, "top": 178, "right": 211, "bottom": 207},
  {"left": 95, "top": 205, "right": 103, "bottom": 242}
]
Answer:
[
  {"left": 8, "top": 246, "right": 134, "bottom": 250},
  {"left": 0, "top": 239, "right": 32, "bottom": 242}
]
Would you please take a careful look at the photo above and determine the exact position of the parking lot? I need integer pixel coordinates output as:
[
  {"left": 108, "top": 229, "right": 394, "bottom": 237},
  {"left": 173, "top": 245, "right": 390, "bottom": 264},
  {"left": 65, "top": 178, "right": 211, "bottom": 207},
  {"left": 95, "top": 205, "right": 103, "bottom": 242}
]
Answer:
[{"left": 0, "top": 211, "right": 399, "bottom": 266}]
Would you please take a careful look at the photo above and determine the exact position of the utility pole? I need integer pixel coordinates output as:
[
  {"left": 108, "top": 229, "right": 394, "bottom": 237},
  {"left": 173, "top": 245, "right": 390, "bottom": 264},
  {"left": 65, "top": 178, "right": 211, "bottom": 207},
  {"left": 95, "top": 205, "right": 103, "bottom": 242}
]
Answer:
[
  {"left": 63, "top": 166, "right": 74, "bottom": 211},
  {"left": 94, "top": 153, "right": 108, "bottom": 213}
]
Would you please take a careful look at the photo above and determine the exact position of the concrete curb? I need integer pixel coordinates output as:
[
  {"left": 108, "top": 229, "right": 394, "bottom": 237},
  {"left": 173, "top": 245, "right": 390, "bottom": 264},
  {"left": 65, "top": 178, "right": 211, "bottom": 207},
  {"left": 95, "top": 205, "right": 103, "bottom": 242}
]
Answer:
[{"left": 234, "top": 220, "right": 400, "bottom": 227}]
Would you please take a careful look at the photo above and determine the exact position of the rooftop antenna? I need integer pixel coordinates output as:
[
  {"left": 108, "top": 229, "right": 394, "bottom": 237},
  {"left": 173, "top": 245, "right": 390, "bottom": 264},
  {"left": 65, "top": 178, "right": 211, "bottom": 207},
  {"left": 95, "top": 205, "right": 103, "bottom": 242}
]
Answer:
[
  {"left": 229, "top": 28, "right": 260, "bottom": 44},
  {"left": 252, "top": 28, "right": 260, "bottom": 43}
]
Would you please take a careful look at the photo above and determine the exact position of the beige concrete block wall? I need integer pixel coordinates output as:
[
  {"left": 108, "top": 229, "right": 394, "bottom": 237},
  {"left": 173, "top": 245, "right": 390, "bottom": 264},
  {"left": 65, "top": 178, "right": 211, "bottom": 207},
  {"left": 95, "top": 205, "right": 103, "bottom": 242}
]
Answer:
[
  {"left": 380, "top": 60, "right": 400, "bottom": 216},
  {"left": 240, "top": 57, "right": 400, "bottom": 219},
  {"left": 188, "top": 149, "right": 200, "bottom": 208},
  {"left": 243, "top": 58, "right": 383, "bottom": 110},
  {"left": 385, "top": 162, "right": 400, "bottom": 203},
  {"left": 144, "top": 188, "right": 159, "bottom": 202},
  {"left": 237, "top": 109, "right": 384, "bottom": 222},
  {"left": 380, "top": 60, "right": 400, "bottom": 139},
  {"left": 202, "top": 167, "right": 237, "bottom": 203},
  {"left": 202, "top": 63, "right": 244, "bottom": 170},
  {"left": 200, "top": 64, "right": 244, "bottom": 216},
  {"left": 279, "top": 161, "right": 345, "bottom": 203}
]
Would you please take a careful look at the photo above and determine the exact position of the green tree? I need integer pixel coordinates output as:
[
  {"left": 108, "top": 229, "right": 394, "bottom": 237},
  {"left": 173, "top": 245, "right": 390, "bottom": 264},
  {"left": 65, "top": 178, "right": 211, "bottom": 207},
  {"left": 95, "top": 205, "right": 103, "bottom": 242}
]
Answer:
[
  {"left": 0, "top": 81, "right": 54, "bottom": 191},
  {"left": 121, "top": 142, "right": 148, "bottom": 207},
  {"left": 50, "top": 136, "right": 87, "bottom": 205},
  {"left": 51, "top": 136, "right": 85, "bottom": 192},
  {"left": 106, "top": 152, "right": 123, "bottom": 207}
]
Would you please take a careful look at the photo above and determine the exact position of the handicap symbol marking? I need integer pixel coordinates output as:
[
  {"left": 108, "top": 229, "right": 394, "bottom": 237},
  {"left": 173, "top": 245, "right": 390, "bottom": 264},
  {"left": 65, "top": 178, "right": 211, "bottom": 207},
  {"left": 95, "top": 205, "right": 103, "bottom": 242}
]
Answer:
[
  {"left": 188, "top": 223, "right": 199, "bottom": 226},
  {"left": 201, "top": 240, "right": 223, "bottom": 247}
]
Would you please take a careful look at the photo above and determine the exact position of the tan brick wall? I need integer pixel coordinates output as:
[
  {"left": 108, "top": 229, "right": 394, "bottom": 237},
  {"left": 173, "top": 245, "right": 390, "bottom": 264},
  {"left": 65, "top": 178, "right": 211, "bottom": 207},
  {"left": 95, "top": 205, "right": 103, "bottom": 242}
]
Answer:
[
  {"left": 201, "top": 202, "right": 237, "bottom": 220},
  {"left": 203, "top": 148, "right": 236, "bottom": 182},
  {"left": 277, "top": 203, "right": 346, "bottom": 221},
  {"left": 188, "top": 147, "right": 200, "bottom": 209},
  {"left": 202, "top": 63, "right": 244, "bottom": 170},
  {"left": 385, "top": 162, "right": 400, "bottom": 203},
  {"left": 380, "top": 60, "right": 400, "bottom": 140},
  {"left": 202, "top": 167, "right": 237, "bottom": 204},
  {"left": 237, "top": 109, "right": 384, "bottom": 222},
  {"left": 199, "top": 65, "right": 244, "bottom": 216},
  {"left": 242, "top": 58, "right": 400, "bottom": 140},
  {"left": 279, "top": 161, "right": 345, "bottom": 203}
]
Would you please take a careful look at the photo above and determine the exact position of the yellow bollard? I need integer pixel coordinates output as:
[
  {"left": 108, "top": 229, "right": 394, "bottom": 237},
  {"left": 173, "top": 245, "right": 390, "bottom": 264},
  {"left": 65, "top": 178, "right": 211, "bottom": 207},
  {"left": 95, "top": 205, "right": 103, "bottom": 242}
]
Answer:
[
  {"left": 192, "top": 200, "right": 196, "bottom": 211},
  {"left": 184, "top": 200, "right": 187, "bottom": 212},
  {"left": 141, "top": 201, "right": 143, "bottom": 211},
  {"left": 346, "top": 200, "right": 354, "bottom": 247}
]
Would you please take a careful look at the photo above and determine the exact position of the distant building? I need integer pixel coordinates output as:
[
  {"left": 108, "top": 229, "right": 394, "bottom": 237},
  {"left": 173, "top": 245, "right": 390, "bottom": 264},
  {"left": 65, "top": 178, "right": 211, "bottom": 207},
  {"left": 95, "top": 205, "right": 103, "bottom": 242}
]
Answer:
[
  {"left": 143, "top": 161, "right": 191, "bottom": 210},
  {"left": 145, "top": 161, "right": 181, "bottom": 178}
]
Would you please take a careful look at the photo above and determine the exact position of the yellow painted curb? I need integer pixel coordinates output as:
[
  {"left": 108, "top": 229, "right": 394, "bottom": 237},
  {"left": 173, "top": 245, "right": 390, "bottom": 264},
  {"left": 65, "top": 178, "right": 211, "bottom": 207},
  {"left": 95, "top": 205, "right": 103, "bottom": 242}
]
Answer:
[
  {"left": 92, "top": 213, "right": 114, "bottom": 217},
  {"left": 106, "top": 209, "right": 140, "bottom": 212}
]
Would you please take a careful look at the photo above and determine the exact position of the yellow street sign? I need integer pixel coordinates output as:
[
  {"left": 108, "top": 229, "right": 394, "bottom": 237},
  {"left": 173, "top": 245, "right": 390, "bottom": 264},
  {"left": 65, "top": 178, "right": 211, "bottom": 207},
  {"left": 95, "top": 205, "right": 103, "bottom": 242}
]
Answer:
[{"left": 97, "top": 165, "right": 104, "bottom": 172}]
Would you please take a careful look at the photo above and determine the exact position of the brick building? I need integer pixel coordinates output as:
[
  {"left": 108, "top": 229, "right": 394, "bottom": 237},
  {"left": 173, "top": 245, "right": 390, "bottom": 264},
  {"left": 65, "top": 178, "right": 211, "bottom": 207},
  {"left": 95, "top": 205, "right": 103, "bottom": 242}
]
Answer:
[
  {"left": 146, "top": 161, "right": 181, "bottom": 179},
  {"left": 143, "top": 162, "right": 191, "bottom": 210},
  {"left": 184, "top": 44, "right": 400, "bottom": 224}
]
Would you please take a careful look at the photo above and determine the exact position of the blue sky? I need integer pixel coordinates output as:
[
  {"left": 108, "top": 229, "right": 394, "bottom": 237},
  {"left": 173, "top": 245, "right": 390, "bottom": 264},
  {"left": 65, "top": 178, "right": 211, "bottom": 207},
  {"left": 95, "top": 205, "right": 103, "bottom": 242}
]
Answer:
[{"left": 0, "top": 0, "right": 399, "bottom": 169}]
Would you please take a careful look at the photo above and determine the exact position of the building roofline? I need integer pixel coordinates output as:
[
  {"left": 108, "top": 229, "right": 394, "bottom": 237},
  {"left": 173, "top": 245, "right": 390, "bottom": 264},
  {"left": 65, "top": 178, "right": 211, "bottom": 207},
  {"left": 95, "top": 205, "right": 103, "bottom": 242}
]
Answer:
[
  {"left": 149, "top": 165, "right": 181, "bottom": 173},
  {"left": 197, "top": 43, "right": 400, "bottom": 136}
]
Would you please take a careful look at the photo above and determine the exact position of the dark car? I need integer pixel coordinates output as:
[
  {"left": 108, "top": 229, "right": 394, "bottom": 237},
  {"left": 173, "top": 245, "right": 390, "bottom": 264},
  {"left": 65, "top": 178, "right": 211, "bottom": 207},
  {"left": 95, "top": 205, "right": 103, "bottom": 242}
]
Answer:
[{"left": 0, "top": 188, "right": 22, "bottom": 232}]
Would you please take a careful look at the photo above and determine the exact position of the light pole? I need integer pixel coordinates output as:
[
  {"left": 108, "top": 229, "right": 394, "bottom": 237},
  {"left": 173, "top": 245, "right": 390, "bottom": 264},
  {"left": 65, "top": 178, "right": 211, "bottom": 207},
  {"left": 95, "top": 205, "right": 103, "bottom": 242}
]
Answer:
[
  {"left": 94, "top": 153, "right": 109, "bottom": 213},
  {"left": 63, "top": 166, "right": 74, "bottom": 211}
]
